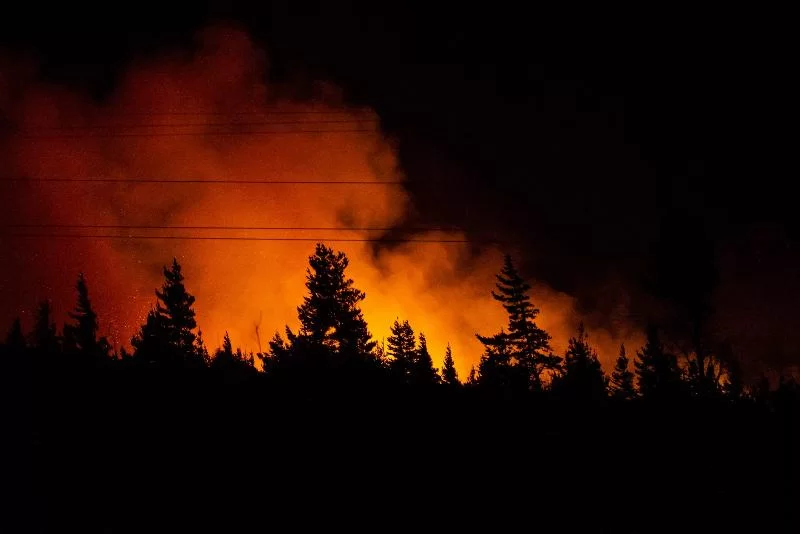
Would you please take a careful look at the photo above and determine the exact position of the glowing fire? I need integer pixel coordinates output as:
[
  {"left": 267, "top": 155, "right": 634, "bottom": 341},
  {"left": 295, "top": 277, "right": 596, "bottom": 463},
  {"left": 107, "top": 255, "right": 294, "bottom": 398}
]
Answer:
[{"left": 0, "top": 26, "right": 638, "bottom": 375}]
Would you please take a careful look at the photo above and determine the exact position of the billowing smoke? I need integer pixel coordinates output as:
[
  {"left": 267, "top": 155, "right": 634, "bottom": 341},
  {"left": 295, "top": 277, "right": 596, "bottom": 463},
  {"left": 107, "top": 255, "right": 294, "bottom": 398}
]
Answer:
[{"left": 0, "top": 26, "right": 639, "bottom": 374}]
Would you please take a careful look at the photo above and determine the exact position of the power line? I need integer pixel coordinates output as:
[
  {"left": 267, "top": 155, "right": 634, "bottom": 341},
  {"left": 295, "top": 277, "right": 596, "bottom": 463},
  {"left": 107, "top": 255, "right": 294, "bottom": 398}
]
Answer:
[
  {"left": 0, "top": 233, "right": 478, "bottom": 244},
  {"left": 112, "top": 110, "right": 368, "bottom": 116},
  {"left": 14, "top": 128, "right": 378, "bottom": 139},
  {"left": 3, "top": 224, "right": 460, "bottom": 232},
  {"left": 24, "top": 119, "right": 379, "bottom": 130},
  {"left": 0, "top": 177, "right": 404, "bottom": 185}
]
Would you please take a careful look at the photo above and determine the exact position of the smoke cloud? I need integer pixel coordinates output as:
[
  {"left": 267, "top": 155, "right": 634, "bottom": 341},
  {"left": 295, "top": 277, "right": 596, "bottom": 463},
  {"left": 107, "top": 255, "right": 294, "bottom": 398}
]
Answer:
[{"left": 0, "top": 26, "right": 638, "bottom": 374}]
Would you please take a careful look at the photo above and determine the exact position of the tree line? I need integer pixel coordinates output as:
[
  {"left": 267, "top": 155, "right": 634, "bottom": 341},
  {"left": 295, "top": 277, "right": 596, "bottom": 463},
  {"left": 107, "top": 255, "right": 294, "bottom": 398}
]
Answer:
[{"left": 1, "top": 243, "right": 796, "bottom": 404}]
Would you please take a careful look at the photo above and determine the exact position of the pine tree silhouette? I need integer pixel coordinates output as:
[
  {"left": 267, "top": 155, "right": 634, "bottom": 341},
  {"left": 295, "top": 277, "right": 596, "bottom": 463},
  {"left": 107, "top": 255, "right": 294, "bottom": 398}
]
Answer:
[
  {"left": 388, "top": 318, "right": 416, "bottom": 382},
  {"left": 684, "top": 327, "right": 732, "bottom": 399},
  {"left": 718, "top": 342, "right": 745, "bottom": 400},
  {"left": 196, "top": 329, "right": 211, "bottom": 366},
  {"left": 440, "top": 343, "right": 459, "bottom": 386},
  {"left": 211, "top": 331, "right": 235, "bottom": 368},
  {"left": 64, "top": 273, "right": 99, "bottom": 353},
  {"left": 295, "top": 244, "right": 375, "bottom": 358},
  {"left": 31, "top": 300, "right": 58, "bottom": 354},
  {"left": 477, "top": 255, "right": 558, "bottom": 391},
  {"left": 466, "top": 365, "right": 478, "bottom": 386},
  {"left": 552, "top": 322, "right": 607, "bottom": 401},
  {"left": 411, "top": 332, "right": 439, "bottom": 385},
  {"left": 478, "top": 329, "right": 526, "bottom": 392},
  {"left": 609, "top": 344, "right": 636, "bottom": 400},
  {"left": 132, "top": 259, "right": 203, "bottom": 368},
  {"left": 5, "top": 318, "right": 25, "bottom": 352},
  {"left": 634, "top": 325, "right": 683, "bottom": 400},
  {"left": 210, "top": 331, "right": 255, "bottom": 378}
]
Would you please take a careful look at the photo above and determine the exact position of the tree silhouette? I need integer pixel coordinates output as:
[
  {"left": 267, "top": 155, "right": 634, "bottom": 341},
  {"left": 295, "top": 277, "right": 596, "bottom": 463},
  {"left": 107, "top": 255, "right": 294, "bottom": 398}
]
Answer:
[
  {"left": 411, "top": 332, "right": 438, "bottom": 386},
  {"left": 196, "top": 329, "right": 211, "bottom": 366},
  {"left": 634, "top": 325, "right": 683, "bottom": 400},
  {"left": 478, "top": 329, "right": 525, "bottom": 392},
  {"left": 683, "top": 329, "right": 737, "bottom": 399},
  {"left": 477, "top": 255, "right": 558, "bottom": 391},
  {"left": 552, "top": 323, "right": 607, "bottom": 401},
  {"left": 466, "top": 365, "right": 478, "bottom": 386},
  {"left": 210, "top": 331, "right": 255, "bottom": 378},
  {"left": 295, "top": 244, "right": 375, "bottom": 358},
  {"left": 440, "top": 343, "right": 459, "bottom": 386},
  {"left": 131, "top": 259, "right": 203, "bottom": 368},
  {"left": 718, "top": 342, "right": 745, "bottom": 400},
  {"left": 64, "top": 273, "right": 99, "bottom": 353},
  {"left": 388, "top": 318, "right": 416, "bottom": 382},
  {"left": 5, "top": 318, "right": 25, "bottom": 352},
  {"left": 609, "top": 344, "right": 636, "bottom": 400},
  {"left": 31, "top": 300, "right": 58, "bottom": 354}
]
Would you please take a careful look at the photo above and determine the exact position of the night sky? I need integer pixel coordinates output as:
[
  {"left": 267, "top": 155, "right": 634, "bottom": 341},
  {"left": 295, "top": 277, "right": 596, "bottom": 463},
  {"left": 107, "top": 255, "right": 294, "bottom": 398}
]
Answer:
[{"left": 0, "top": 3, "right": 797, "bottom": 375}]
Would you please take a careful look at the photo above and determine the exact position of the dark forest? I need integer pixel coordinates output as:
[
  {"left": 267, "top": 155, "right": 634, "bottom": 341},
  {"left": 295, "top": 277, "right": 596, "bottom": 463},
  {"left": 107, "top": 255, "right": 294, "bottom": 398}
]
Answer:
[{"left": 3, "top": 245, "right": 798, "bottom": 531}]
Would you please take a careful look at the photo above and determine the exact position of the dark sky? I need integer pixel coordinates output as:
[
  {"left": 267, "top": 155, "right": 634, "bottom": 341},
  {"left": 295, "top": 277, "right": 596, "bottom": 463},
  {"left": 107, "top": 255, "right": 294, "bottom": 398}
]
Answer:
[{"left": 1, "top": 2, "right": 797, "bottom": 372}]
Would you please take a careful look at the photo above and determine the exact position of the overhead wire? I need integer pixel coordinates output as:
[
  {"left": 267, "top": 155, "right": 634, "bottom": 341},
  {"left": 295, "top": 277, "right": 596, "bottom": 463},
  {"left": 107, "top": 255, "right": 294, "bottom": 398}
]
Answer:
[
  {"left": 3, "top": 115, "right": 476, "bottom": 245},
  {"left": 0, "top": 233, "right": 480, "bottom": 244},
  {"left": 24, "top": 119, "right": 378, "bottom": 130},
  {"left": 13, "top": 128, "right": 378, "bottom": 139},
  {"left": 2, "top": 224, "right": 461, "bottom": 231},
  {"left": 0, "top": 177, "right": 404, "bottom": 184}
]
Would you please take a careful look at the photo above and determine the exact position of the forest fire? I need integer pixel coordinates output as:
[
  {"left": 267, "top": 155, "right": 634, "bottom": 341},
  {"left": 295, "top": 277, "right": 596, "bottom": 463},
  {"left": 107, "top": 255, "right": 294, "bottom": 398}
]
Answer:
[{"left": 0, "top": 26, "right": 635, "bottom": 374}]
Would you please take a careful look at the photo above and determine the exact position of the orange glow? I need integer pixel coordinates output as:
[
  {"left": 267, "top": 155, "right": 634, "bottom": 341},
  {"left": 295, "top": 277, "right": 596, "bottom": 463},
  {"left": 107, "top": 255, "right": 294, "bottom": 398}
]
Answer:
[{"left": 0, "top": 26, "right": 639, "bottom": 375}]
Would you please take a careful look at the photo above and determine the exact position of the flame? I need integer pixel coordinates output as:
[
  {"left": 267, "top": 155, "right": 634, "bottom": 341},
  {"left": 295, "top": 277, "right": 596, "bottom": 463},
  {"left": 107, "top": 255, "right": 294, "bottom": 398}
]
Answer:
[{"left": 0, "top": 26, "right": 639, "bottom": 375}]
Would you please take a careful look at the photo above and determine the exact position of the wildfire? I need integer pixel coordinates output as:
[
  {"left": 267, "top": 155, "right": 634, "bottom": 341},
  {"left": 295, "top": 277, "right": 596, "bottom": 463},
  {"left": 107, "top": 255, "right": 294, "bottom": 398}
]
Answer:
[{"left": 0, "top": 26, "right": 637, "bottom": 375}]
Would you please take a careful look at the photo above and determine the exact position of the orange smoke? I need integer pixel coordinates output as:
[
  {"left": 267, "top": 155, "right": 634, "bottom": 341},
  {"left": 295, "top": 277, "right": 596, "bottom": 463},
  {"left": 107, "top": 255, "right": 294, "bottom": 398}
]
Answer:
[{"left": 0, "top": 26, "right": 638, "bottom": 375}]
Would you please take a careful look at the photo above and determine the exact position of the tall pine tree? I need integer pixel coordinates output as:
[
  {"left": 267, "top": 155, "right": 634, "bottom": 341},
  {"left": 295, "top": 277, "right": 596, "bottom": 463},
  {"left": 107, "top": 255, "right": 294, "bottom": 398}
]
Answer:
[
  {"left": 132, "top": 259, "right": 203, "bottom": 368},
  {"left": 5, "top": 318, "right": 25, "bottom": 352},
  {"left": 387, "top": 319, "right": 416, "bottom": 382},
  {"left": 411, "top": 332, "right": 439, "bottom": 386},
  {"left": 31, "top": 300, "right": 58, "bottom": 354},
  {"left": 295, "top": 244, "right": 375, "bottom": 358},
  {"left": 65, "top": 273, "right": 99, "bottom": 354},
  {"left": 440, "top": 343, "right": 459, "bottom": 386},
  {"left": 634, "top": 325, "right": 683, "bottom": 400},
  {"left": 609, "top": 344, "right": 636, "bottom": 400},
  {"left": 477, "top": 255, "right": 558, "bottom": 391},
  {"left": 552, "top": 323, "right": 607, "bottom": 401}
]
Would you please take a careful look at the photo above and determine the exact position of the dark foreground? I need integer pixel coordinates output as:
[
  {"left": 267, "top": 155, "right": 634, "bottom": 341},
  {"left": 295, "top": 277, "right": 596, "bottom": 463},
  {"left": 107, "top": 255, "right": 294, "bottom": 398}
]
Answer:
[{"left": 3, "top": 366, "right": 798, "bottom": 533}]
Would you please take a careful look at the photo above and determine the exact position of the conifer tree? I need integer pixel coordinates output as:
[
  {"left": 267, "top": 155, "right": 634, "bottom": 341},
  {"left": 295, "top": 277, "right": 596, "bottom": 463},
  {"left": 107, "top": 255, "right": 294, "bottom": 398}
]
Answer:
[
  {"left": 553, "top": 323, "right": 607, "bottom": 400},
  {"left": 156, "top": 259, "right": 197, "bottom": 352},
  {"left": 722, "top": 353, "right": 745, "bottom": 401},
  {"left": 466, "top": 365, "right": 478, "bottom": 386},
  {"left": 132, "top": 259, "right": 202, "bottom": 367},
  {"left": 196, "top": 329, "right": 211, "bottom": 366},
  {"left": 65, "top": 273, "right": 99, "bottom": 353},
  {"left": 411, "top": 332, "right": 438, "bottom": 385},
  {"left": 441, "top": 343, "right": 459, "bottom": 386},
  {"left": 477, "top": 255, "right": 558, "bottom": 391},
  {"left": 268, "top": 330, "right": 291, "bottom": 361},
  {"left": 5, "top": 318, "right": 25, "bottom": 352},
  {"left": 478, "top": 329, "right": 526, "bottom": 391},
  {"left": 222, "top": 332, "right": 233, "bottom": 356},
  {"left": 211, "top": 331, "right": 254, "bottom": 375},
  {"left": 634, "top": 325, "right": 683, "bottom": 400},
  {"left": 387, "top": 319, "right": 416, "bottom": 382},
  {"left": 609, "top": 344, "right": 636, "bottom": 400},
  {"left": 210, "top": 331, "right": 235, "bottom": 369},
  {"left": 31, "top": 300, "right": 58, "bottom": 353},
  {"left": 295, "top": 244, "right": 375, "bottom": 357}
]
